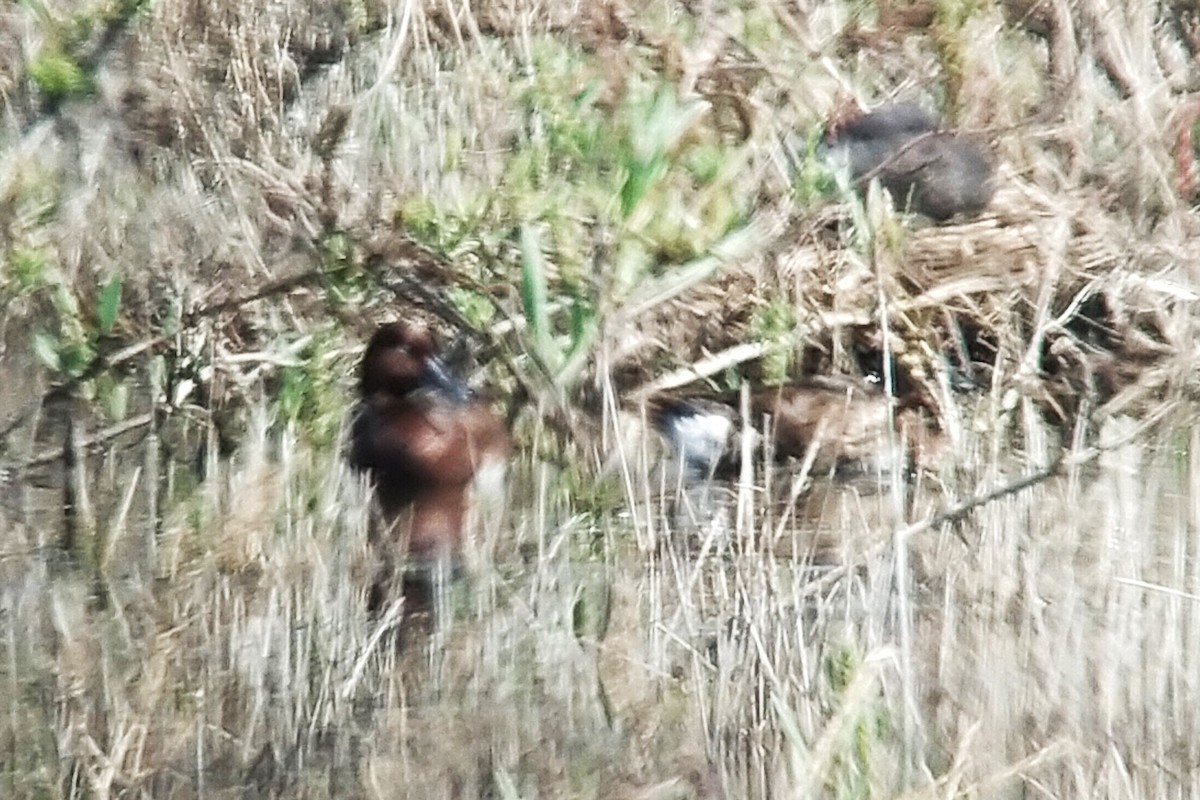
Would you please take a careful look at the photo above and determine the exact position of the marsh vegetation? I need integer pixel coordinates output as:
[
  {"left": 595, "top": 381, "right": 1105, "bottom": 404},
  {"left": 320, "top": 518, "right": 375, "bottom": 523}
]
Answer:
[{"left": 1, "top": 0, "right": 1199, "bottom": 797}]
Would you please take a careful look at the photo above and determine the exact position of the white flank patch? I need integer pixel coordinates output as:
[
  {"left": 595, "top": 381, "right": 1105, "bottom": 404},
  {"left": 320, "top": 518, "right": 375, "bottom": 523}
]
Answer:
[
  {"left": 666, "top": 409, "right": 733, "bottom": 470},
  {"left": 472, "top": 457, "right": 508, "bottom": 503}
]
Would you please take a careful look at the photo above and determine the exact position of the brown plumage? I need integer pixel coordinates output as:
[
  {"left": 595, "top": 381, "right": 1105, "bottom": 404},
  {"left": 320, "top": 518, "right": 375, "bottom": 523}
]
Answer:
[
  {"left": 350, "top": 321, "right": 509, "bottom": 616},
  {"left": 650, "top": 377, "right": 944, "bottom": 483},
  {"left": 751, "top": 379, "right": 944, "bottom": 477}
]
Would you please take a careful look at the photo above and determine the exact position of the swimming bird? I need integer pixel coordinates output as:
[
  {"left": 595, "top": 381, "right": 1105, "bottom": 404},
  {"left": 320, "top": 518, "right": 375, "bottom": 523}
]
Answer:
[
  {"left": 822, "top": 102, "right": 996, "bottom": 220},
  {"left": 650, "top": 377, "right": 943, "bottom": 484},
  {"left": 350, "top": 321, "right": 509, "bottom": 616}
]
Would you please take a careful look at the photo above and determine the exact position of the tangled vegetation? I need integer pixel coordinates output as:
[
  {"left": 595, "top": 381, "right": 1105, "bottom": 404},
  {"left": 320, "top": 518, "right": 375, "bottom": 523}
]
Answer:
[{"left": 1, "top": 0, "right": 1199, "bottom": 797}]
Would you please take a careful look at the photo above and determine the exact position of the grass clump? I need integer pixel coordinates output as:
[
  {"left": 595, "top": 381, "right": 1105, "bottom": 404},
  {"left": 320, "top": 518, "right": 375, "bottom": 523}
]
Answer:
[{"left": 276, "top": 332, "right": 345, "bottom": 448}]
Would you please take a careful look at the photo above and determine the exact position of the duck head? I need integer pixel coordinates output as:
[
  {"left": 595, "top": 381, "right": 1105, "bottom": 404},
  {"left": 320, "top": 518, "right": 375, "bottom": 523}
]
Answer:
[
  {"left": 360, "top": 321, "right": 473, "bottom": 403},
  {"left": 824, "top": 103, "right": 939, "bottom": 148}
]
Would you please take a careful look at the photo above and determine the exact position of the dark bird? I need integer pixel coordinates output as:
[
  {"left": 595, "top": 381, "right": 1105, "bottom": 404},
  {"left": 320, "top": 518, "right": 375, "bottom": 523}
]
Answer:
[
  {"left": 822, "top": 102, "right": 996, "bottom": 220},
  {"left": 350, "top": 321, "right": 509, "bottom": 618}
]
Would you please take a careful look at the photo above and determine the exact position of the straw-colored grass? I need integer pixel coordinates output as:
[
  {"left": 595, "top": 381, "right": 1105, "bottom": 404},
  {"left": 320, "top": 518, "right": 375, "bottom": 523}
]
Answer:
[{"left": 2, "top": 0, "right": 1199, "bottom": 797}]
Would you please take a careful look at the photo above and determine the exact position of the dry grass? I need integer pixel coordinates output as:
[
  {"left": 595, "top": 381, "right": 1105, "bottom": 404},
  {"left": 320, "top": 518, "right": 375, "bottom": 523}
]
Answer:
[
  {"left": 2, "top": 0, "right": 1200, "bottom": 797},
  {"left": 5, "top": 395, "right": 1200, "bottom": 798}
]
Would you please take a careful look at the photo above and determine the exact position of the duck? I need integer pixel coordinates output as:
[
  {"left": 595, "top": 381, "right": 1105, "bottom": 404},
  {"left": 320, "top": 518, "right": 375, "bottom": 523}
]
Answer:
[
  {"left": 649, "top": 376, "right": 944, "bottom": 486},
  {"left": 643, "top": 378, "right": 947, "bottom": 559},
  {"left": 350, "top": 321, "right": 509, "bottom": 616},
  {"left": 821, "top": 102, "right": 996, "bottom": 220}
]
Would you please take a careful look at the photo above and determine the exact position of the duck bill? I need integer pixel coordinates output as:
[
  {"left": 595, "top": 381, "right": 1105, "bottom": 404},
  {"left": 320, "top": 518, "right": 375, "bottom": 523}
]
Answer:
[{"left": 420, "top": 356, "right": 473, "bottom": 403}]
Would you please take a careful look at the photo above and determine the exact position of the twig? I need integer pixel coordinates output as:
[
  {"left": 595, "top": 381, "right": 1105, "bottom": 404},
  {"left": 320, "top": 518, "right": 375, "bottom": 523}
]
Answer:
[
  {"left": 182, "top": 266, "right": 328, "bottom": 323},
  {"left": 0, "top": 262, "right": 336, "bottom": 452},
  {"left": 919, "top": 456, "right": 1065, "bottom": 545},
  {"left": 901, "top": 411, "right": 1167, "bottom": 544},
  {"left": 3, "top": 412, "right": 154, "bottom": 475}
]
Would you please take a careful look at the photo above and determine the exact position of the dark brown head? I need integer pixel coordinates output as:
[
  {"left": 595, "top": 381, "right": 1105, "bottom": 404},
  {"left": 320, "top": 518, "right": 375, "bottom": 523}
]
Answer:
[
  {"left": 824, "top": 102, "right": 940, "bottom": 146},
  {"left": 821, "top": 103, "right": 940, "bottom": 181},
  {"left": 360, "top": 321, "right": 472, "bottom": 402}
]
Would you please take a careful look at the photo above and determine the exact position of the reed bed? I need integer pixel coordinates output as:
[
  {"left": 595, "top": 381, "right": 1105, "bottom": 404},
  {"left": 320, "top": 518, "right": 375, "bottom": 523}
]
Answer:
[{"left": 2, "top": 0, "right": 1199, "bottom": 797}]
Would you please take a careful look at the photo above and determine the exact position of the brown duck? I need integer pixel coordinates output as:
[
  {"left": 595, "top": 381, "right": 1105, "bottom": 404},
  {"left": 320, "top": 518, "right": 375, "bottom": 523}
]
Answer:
[
  {"left": 649, "top": 376, "right": 944, "bottom": 484},
  {"left": 350, "top": 321, "right": 509, "bottom": 616}
]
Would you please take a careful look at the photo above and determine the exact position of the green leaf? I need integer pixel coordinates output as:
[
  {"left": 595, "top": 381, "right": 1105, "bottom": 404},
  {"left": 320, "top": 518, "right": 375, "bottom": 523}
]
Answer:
[
  {"left": 59, "top": 339, "right": 95, "bottom": 378},
  {"left": 568, "top": 294, "right": 594, "bottom": 348},
  {"left": 558, "top": 295, "right": 598, "bottom": 387},
  {"left": 100, "top": 378, "right": 129, "bottom": 421},
  {"left": 96, "top": 276, "right": 122, "bottom": 335},
  {"left": 50, "top": 282, "right": 81, "bottom": 319},
  {"left": 32, "top": 331, "right": 61, "bottom": 371},
  {"left": 619, "top": 152, "right": 665, "bottom": 217}
]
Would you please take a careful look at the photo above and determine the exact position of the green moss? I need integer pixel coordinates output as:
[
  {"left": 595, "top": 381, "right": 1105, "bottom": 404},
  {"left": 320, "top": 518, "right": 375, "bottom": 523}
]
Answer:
[
  {"left": 793, "top": 131, "right": 840, "bottom": 208},
  {"left": 397, "top": 197, "right": 442, "bottom": 244},
  {"left": 753, "top": 301, "right": 797, "bottom": 385},
  {"left": 825, "top": 644, "right": 859, "bottom": 694},
  {"left": 28, "top": 48, "right": 92, "bottom": 101},
  {"left": 685, "top": 142, "right": 725, "bottom": 185},
  {"left": 932, "top": 0, "right": 984, "bottom": 108},
  {"left": 447, "top": 285, "right": 496, "bottom": 328},
  {"left": 6, "top": 248, "right": 51, "bottom": 293}
]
